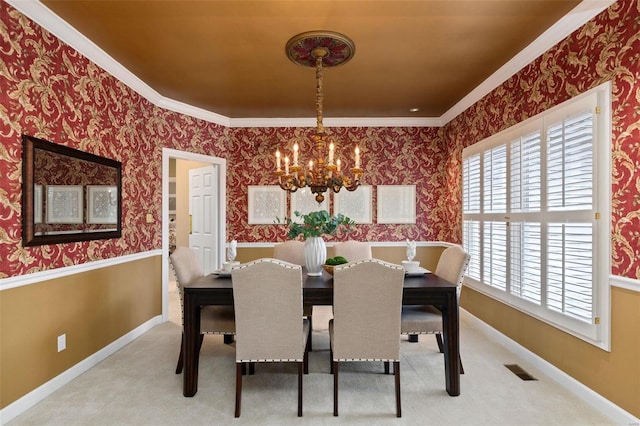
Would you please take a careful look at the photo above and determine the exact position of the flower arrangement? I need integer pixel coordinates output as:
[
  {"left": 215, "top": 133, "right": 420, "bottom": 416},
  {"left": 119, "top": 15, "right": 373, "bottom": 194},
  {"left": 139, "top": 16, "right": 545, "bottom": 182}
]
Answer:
[{"left": 282, "top": 210, "right": 354, "bottom": 240}]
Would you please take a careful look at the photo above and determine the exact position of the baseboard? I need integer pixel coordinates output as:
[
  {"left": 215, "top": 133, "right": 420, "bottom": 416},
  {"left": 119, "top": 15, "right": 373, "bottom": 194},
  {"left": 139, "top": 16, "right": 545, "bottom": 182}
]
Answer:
[
  {"left": 461, "top": 309, "right": 639, "bottom": 425},
  {"left": 0, "top": 315, "right": 163, "bottom": 425}
]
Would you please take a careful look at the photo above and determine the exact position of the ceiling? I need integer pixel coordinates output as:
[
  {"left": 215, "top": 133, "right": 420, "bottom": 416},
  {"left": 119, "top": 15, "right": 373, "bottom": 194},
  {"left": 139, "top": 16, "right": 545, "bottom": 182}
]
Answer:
[{"left": 37, "top": 0, "right": 583, "bottom": 121}]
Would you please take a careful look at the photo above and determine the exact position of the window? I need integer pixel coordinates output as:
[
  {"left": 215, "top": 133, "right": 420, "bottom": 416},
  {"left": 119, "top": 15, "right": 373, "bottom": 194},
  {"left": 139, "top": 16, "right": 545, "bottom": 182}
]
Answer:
[{"left": 462, "top": 83, "right": 611, "bottom": 349}]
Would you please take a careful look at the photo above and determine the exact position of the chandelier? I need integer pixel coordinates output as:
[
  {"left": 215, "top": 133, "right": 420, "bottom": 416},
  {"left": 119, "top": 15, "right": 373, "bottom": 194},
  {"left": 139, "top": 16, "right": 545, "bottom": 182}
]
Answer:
[{"left": 275, "top": 31, "right": 362, "bottom": 203}]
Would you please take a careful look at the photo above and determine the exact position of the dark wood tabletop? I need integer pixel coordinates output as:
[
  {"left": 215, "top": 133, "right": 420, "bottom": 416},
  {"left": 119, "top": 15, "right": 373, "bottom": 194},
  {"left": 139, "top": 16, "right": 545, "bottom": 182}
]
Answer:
[{"left": 183, "top": 270, "right": 460, "bottom": 397}]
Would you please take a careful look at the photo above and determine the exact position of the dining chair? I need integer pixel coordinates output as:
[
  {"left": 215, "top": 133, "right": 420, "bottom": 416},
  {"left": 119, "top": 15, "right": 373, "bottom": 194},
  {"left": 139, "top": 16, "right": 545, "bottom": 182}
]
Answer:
[
  {"left": 231, "top": 258, "right": 310, "bottom": 418},
  {"left": 273, "top": 240, "right": 314, "bottom": 349},
  {"left": 273, "top": 240, "right": 305, "bottom": 265},
  {"left": 332, "top": 240, "right": 372, "bottom": 262},
  {"left": 169, "top": 247, "right": 236, "bottom": 374},
  {"left": 330, "top": 259, "right": 404, "bottom": 417},
  {"left": 401, "top": 244, "right": 470, "bottom": 373}
]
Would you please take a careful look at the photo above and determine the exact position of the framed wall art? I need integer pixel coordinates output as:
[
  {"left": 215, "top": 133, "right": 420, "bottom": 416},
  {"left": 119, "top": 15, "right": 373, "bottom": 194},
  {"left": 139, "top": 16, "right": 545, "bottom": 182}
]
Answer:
[
  {"left": 247, "top": 185, "right": 286, "bottom": 224},
  {"left": 46, "top": 185, "right": 83, "bottom": 224},
  {"left": 34, "top": 184, "right": 43, "bottom": 224},
  {"left": 290, "top": 187, "right": 329, "bottom": 223},
  {"left": 377, "top": 185, "right": 416, "bottom": 224},
  {"left": 333, "top": 185, "right": 372, "bottom": 224},
  {"left": 87, "top": 185, "right": 118, "bottom": 224}
]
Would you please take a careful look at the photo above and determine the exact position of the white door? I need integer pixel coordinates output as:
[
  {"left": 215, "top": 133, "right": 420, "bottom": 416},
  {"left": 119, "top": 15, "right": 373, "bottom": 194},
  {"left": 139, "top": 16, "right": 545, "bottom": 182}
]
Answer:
[{"left": 189, "top": 165, "right": 218, "bottom": 274}]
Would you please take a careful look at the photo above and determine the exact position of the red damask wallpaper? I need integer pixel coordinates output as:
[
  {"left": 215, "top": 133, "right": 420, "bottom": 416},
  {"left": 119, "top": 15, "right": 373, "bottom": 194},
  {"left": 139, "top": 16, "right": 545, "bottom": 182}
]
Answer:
[{"left": 0, "top": 0, "right": 638, "bottom": 279}]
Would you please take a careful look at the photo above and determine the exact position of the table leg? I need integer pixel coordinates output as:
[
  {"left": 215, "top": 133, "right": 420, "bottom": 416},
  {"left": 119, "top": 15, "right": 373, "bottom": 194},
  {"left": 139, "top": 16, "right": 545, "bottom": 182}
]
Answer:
[
  {"left": 441, "top": 292, "right": 460, "bottom": 396},
  {"left": 183, "top": 292, "right": 201, "bottom": 397}
]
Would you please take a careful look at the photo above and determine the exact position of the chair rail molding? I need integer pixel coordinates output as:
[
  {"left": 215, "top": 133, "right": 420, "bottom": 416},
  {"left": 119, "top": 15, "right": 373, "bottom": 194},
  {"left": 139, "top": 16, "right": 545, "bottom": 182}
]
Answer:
[
  {"left": 237, "top": 241, "right": 455, "bottom": 248},
  {"left": 0, "top": 250, "right": 162, "bottom": 291},
  {"left": 610, "top": 275, "right": 640, "bottom": 293}
]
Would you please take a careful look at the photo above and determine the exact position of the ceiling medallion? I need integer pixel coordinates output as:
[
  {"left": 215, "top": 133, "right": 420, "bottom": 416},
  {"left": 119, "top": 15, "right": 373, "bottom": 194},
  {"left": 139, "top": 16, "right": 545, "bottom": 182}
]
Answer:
[{"left": 275, "top": 31, "right": 361, "bottom": 204}]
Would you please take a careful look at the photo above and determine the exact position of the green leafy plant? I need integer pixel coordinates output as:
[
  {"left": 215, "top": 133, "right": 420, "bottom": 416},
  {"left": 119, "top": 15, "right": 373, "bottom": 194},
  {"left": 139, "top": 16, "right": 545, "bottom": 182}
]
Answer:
[
  {"left": 280, "top": 210, "right": 354, "bottom": 240},
  {"left": 325, "top": 256, "right": 349, "bottom": 265}
]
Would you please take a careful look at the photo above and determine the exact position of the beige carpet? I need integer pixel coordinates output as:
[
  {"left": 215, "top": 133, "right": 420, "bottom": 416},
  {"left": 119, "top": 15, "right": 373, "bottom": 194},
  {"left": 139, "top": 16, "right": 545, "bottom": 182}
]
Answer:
[{"left": 8, "top": 283, "right": 615, "bottom": 425}]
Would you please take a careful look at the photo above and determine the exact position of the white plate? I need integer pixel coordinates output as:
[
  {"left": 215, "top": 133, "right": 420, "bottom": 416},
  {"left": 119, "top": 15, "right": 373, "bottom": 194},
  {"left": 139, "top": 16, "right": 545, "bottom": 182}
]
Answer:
[
  {"left": 212, "top": 270, "right": 232, "bottom": 277},
  {"left": 405, "top": 267, "right": 431, "bottom": 276}
]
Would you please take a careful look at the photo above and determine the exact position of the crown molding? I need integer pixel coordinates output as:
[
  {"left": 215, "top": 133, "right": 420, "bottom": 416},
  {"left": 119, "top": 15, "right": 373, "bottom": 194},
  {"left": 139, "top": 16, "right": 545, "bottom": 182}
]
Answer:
[
  {"left": 155, "top": 97, "right": 231, "bottom": 127},
  {"left": 228, "top": 116, "right": 443, "bottom": 128},
  {"left": 8, "top": 0, "right": 614, "bottom": 129}
]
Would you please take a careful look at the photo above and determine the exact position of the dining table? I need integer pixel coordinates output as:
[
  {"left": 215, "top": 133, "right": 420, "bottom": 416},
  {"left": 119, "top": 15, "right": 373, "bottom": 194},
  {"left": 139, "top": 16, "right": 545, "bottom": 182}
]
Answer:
[{"left": 182, "top": 269, "right": 460, "bottom": 397}]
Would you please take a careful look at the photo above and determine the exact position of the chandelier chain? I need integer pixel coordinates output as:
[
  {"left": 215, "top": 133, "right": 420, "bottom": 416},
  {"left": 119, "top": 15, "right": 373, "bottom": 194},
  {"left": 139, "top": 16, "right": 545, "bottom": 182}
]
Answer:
[{"left": 316, "top": 54, "right": 324, "bottom": 136}]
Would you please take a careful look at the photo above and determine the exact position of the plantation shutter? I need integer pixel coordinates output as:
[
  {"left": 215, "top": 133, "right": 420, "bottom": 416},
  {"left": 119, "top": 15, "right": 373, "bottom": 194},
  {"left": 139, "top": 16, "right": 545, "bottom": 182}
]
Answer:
[{"left": 545, "top": 110, "right": 595, "bottom": 322}]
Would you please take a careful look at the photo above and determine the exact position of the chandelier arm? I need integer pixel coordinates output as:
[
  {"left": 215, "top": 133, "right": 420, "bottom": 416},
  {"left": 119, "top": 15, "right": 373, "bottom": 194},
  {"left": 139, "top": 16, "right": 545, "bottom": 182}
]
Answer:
[{"left": 345, "top": 181, "right": 361, "bottom": 192}]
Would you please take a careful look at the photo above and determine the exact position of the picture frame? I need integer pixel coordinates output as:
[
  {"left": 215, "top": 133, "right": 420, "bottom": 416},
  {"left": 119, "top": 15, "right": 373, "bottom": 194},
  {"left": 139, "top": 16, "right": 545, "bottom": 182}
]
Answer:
[
  {"left": 34, "top": 184, "right": 43, "bottom": 224},
  {"left": 247, "top": 185, "right": 286, "bottom": 224},
  {"left": 333, "top": 185, "right": 372, "bottom": 224},
  {"left": 377, "top": 185, "right": 416, "bottom": 224},
  {"left": 46, "top": 185, "right": 83, "bottom": 224},
  {"left": 87, "top": 185, "right": 118, "bottom": 224},
  {"left": 290, "top": 187, "right": 329, "bottom": 223}
]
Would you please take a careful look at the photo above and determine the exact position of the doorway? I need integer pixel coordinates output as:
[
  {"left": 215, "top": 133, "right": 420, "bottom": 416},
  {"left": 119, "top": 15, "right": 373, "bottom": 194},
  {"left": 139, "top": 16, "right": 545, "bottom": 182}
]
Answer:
[{"left": 162, "top": 148, "right": 227, "bottom": 322}]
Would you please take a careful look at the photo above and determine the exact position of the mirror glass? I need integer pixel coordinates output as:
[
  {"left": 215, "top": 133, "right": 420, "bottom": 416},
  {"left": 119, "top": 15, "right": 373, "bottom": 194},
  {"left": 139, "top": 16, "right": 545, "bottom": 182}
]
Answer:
[{"left": 22, "top": 135, "right": 122, "bottom": 246}]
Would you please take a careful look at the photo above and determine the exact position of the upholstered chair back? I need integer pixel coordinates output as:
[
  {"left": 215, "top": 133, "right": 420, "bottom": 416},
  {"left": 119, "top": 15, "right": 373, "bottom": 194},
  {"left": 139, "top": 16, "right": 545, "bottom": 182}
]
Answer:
[
  {"left": 435, "top": 245, "right": 470, "bottom": 296},
  {"left": 332, "top": 240, "right": 372, "bottom": 263},
  {"left": 232, "top": 258, "right": 306, "bottom": 362},
  {"left": 273, "top": 240, "right": 305, "bottom": 266},
  {"left": 170, "top": 246, "right": 203, "bottom": 290},
  {"left": 331, "top": 259, "right": 404, "bottom": 361}
]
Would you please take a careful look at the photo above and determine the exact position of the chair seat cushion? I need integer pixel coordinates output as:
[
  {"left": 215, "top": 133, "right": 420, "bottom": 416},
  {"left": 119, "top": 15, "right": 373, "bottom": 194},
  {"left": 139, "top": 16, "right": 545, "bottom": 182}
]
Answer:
[
  {"left": 400, "top": 305, "right": 442, "bottom": 334},
  {"left": 201, "top": 305, "right": 236, "bottom": 334}
]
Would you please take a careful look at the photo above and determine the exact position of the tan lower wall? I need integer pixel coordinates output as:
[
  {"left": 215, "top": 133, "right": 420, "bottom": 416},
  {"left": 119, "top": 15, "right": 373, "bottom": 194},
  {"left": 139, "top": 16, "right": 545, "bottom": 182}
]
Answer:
[
  {"left": 0, "top": 255, "right": 162, "bottom": 408},
  {"left": 236, "top": 244, "right": 446, "bottom": 270},
  {"left": 461, "top": 286, "right": 640, "bottom": 418}
]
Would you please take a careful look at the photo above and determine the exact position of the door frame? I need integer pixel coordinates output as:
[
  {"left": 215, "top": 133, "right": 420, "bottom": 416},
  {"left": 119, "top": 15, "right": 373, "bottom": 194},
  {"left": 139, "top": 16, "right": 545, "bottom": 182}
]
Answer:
[{"left": 162, "top": 148, "right": 226, "bottom": 321}]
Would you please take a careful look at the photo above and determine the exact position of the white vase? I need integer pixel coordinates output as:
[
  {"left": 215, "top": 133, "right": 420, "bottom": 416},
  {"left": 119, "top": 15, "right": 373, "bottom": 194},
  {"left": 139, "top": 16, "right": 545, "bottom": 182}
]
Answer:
[{"left": 304, "top": 236, "right": 327, "bottom": 276}]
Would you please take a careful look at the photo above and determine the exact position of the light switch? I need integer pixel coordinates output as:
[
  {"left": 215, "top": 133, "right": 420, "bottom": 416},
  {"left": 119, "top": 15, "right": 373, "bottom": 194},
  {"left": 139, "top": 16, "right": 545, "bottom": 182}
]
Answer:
[
  {"left": 57, "top": 334, "right": 66, "bottom": 352},
  {"left": 146, "top": 213, "right": 154, "bottom": 223}
]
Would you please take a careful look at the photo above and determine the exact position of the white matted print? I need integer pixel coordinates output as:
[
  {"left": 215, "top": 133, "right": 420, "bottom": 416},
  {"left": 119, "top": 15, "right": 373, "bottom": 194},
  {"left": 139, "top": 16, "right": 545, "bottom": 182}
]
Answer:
[
  {"left": 333, "top": 185, "right": 372, "bottom": 224},
  {"left": 290, "top": 187, "right": 329, "bottom": 223},
  {"left": 248, "top": 185, "right": 286, "bottom": 224},
  {"left": 377, "top": 185, "right": 416, "bottom": 224},
  {"left": 34, "top": 184, "right": 43, "bottom": 224},
  {"left": 87, "top": 185, "right": 118, "bottom": 224},
  {"left": 46, "top": 185, "right": 83, "bottom": 224}
]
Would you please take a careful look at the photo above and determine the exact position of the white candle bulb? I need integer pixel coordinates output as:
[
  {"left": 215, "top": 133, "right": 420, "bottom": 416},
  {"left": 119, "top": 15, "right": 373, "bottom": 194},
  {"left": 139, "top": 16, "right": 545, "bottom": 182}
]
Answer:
[
  {"left": 328, "top": 142, "right": 334, "bottom": 164},
  {"left": 284, "top": 156, "right": 289, "bottom": 175},
  {"left": 336, "top": 158, "right": 341, "bottom": 173},
  {"left": 309, "top": 160, "right": 313, "bottom": 171},
  {"left": 293, "top": 143, "right": 299, "bottom": 166},
  {"left": 275, "top": 150, "right": 281, "bottom": 171},
  {"left": 355, "top": 146, "right": 361, "bottom": 169}
]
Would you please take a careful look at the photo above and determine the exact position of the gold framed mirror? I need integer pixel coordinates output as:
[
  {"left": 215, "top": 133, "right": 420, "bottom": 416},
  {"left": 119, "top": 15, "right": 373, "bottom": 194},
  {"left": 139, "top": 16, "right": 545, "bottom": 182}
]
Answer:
[{"left": 22, "top": 135, "right": 122, "bottom": 246}]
